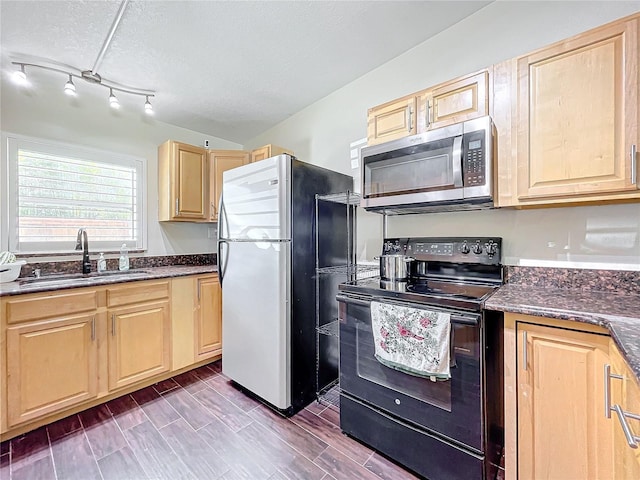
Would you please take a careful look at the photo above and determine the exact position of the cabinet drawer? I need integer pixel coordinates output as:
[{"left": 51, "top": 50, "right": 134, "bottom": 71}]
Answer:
[
  {"left": 5, "top": 290, "right": 98, "bottom": 324},
  {"left": 106, "top": 281, "right": 170, "bottom": 307}
]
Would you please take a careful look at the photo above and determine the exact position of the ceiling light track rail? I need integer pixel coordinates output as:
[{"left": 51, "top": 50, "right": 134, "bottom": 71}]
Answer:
[{"left": 92, "top": 0, "right": 130, "bottom": 75}]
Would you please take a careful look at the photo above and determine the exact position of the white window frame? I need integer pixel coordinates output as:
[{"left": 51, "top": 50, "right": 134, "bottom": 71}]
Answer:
[{"left": 4, "top": 133, "right": 147, "bottom": 254}]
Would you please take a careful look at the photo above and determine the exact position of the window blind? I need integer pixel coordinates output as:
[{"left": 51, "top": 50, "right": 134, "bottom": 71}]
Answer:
[{"left": 7, "top": 136, "right": 146, "bottom": 253}]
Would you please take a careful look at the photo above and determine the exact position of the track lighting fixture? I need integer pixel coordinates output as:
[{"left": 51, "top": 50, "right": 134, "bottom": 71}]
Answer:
[
  {"left": 63, "top": 75, "right": 76, "bottom": 96},
  {"left": 9, "top": 0, "right": 155, "bottom": 114}
]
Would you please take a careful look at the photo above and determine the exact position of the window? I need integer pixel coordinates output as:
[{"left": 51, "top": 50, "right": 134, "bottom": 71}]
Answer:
[{"left": 6, "top": 135, "right": 146, "bottom": 253}]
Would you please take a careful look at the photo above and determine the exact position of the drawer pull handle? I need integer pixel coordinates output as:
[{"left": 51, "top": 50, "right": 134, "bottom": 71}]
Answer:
[
  {"left": 425, "top": 100, "right": 431, "bottom": 129},
  {"left": 522, "top": 331, "right": 527, "bottom": 371},
  {"left": 91, "top": 317, "right": 96, "bottom": 342},
  {"left": 111, "top": 313, "right": 116, "bottom": 337},
  {"left": 604, "top": 364, "right": 623, "bottom": 418},
  {"left": 612, "top": 404, "right": 640, "bottom": 449},
  {"left": 632, "top": 144, "right": 637, "bottom": 185}
]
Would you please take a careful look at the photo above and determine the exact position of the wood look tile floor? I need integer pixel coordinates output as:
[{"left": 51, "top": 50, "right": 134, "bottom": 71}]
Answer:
[{"left": 0, "top": 361, "right": 421, "bottom": 480}]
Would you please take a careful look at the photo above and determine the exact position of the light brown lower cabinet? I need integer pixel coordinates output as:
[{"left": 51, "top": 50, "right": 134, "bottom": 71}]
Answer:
[
  {"left": 171, "top": 274, "right": 222, "bottom": 368},
  {"left": 609, "top": 340, "right": 640, "bottom": 479},
  {"left": 107, "top": 301, "right": 170, "bottom": 391},
  {"left": 505, "top": 314, "right": 615, "bottom": 479},
  {"left": 195, "top": 275, "right": 222, "bottom": 360},
  {"left": 6, "top": 313, "right": 99, "bottom": 427},
  {"left": 0, "top": 273, "right": 221, "bottom": 440}
]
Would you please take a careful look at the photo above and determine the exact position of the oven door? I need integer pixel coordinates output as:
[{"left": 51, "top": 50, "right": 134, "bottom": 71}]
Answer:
[
  {"left": 360, "top": 124, "right": 464, "bottom": 210},
  {"left": 338, "top": 293, "right": 484, "bottom": 451}
]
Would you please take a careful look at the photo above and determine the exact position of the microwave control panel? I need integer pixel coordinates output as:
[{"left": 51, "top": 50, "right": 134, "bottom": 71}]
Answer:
[{"left": 463, "top": 130, "right": 486, "bottom": 186}]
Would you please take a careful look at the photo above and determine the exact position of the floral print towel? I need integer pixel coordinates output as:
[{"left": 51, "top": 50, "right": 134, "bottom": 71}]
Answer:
[{"left": 371, "top": 301, "right": 451, "bottom": 380}]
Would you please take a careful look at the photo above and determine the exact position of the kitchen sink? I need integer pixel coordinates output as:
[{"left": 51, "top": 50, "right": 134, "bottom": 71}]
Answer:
[
  {"left": 19, "top": 269, "right": 150, "bottom": 286},
  {"left": 19, "top": 277, "right": 96, "bottom": 288}
]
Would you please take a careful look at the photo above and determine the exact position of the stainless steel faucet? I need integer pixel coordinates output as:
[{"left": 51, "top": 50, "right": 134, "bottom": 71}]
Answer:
[{"left": 75, "top": 228, "right": 91, "bottom": 274}]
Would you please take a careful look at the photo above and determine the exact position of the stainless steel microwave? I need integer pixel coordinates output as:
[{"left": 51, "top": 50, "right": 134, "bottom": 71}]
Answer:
[{"left": 360, "top": 116, "right": 495, "bottom": 214}]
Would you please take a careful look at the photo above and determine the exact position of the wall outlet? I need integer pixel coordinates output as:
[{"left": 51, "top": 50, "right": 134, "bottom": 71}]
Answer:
[
  {"left": 204, "top": 139, "right": 210, "bottom": 148},
  {"left": 207, "top": 227, "right": 216, "bottom": 239}
]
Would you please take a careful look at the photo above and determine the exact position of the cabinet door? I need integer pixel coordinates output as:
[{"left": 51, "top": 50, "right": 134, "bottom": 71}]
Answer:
[
  {"left": 209, "top": 150, "right": 250, "bottom": 221},
  {"left": 429, "top": 70, "right": 489, "bottom": 129},
  {"left": 367, "top": 95, "right": 417, "bottom": 145},
  {"left": 251, "top": 145, "right": 271, "bottom": 163},
  {"left": 6, "top": 314, "right": 98, "bottom": 426},
  {"left": 517, "top": 322, "right": 613, "bottom": 479},
  {"left": 108, "top": 301, "right": 170, "bottom": 391},
  {"left": 516, "top": 18, "right": 639, "bottom": 200},
  {"left": 610, "top": 342, "right": 640, "bottom": 479},
  {"left": 174, "top": 142, "right": 207, "bottom": 219},
  {"left": 195, "top": 276, "right": 222, "bottom": 360}
]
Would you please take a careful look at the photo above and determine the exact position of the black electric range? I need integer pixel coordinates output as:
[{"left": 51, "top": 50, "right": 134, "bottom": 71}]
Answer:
[{"left": 337, "top": 237, "right": 504, "bottom": 480}]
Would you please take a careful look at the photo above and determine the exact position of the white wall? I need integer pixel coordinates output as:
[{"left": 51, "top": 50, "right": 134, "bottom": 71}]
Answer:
[
  {"left": 246, "top": 1, "right": 640, "bottom": 270},
  {"left": 0, "top": 77, "right": 241, "bottom": 257}
]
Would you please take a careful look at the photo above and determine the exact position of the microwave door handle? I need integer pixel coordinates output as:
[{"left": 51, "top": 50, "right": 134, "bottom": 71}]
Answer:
[{"left": 452, "top": 135, "right": 464, "bottom": 188}]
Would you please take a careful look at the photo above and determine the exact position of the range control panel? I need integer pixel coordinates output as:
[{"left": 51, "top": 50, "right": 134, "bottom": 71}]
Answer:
[{"left": 383, "top": 237, "right": 502, "bottom": 265}]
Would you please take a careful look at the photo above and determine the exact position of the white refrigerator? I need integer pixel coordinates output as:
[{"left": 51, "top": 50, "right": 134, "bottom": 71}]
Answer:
[{"left": 217, "top": 154, "right": 352, "bottom": 414}]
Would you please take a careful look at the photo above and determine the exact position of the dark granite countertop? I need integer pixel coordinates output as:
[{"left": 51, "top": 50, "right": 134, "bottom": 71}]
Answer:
[
  {"left": 485, "top": 283, "right": 640, "bottom": 384},
  {"left": 0, "top": 265, "right": 218, "bottom": 297}
]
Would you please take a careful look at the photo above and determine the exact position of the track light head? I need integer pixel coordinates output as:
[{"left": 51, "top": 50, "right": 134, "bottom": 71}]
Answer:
[
  {"left": 144, "top": 96, "right": 154, "bottom": 115},
  {"left": 64, "top": 75, "right": 76, "bottom": 96},
  {"left": 109, "top": 88, "right": 120, "bottom": 109},
  {"left": 12, "top": 64, "right": 28, "bottom": 85}
]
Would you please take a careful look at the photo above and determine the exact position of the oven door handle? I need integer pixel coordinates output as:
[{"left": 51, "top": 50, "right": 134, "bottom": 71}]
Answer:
[
  {"left": 336, "top": 294, "right": 479, "bottom": 326},
  {"left": 336, "top": 293, "right": 371, "bottom": 307}
]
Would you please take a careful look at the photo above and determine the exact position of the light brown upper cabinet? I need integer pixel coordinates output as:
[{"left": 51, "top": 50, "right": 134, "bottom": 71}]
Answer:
[
  {"left": 367, "top": 94, "right": 418, "bottom": 145},
  {"left": 251, "top": 144, "right": 294, "bottom": 163},
  {"left": 367, "top": 70, "right": 489, "bottom": 146},
  {"left": 420, "top": 70, "right": 489, "bottom": 131},
  {"left": 494, "top": 14, "right": 640, "bottom": 207},
  {"left": 209, "top": 150, "right": 250, "bottom": 221},
  {"left": 158, "top": 141, "right": 208, "bottom": 221}
]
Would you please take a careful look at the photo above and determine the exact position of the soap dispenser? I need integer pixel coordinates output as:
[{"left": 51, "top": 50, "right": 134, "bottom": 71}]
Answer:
[
  {"left": 97, "top": 253, "right": 107, "bottom": 273},
  {"left": 119, "top": 244, "right": 130, "bottom": 271}
]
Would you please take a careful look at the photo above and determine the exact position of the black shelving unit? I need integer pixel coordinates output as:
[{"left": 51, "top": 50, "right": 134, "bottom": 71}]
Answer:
[{"left": 314, "top": 191, "right": 378, "bottom": 406}]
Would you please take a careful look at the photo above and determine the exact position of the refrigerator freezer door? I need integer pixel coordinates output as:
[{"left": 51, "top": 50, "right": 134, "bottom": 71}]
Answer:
[
  {"left": 221, "top": 240, "right": 291, "bottom": 409},
  {"left": 221, "top": 155, "right": 290, "bottom": 241}
]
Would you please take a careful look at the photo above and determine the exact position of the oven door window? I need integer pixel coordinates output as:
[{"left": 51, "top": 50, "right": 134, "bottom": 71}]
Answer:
[
  {"left": 355, "top": 321, "right": 479, "bottom": 412},
  {"left": 363, "top": 137, "right": 460, "bottom": 199}
]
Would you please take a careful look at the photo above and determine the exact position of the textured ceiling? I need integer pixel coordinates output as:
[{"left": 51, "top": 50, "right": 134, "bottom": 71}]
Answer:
[{"left": 1, "top": 1, "right": 491, "bottom": 143}]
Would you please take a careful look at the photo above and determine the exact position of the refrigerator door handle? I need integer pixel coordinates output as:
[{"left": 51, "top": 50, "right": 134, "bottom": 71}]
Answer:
[
  {"left": 217, "top": 239, "right": 229, "bottom": 288},
  {"left": 218, "top": 193, "right": 230, "bottom": 241}
]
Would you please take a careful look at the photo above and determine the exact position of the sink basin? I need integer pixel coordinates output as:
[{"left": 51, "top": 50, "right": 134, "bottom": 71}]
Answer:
[
  {"left": 19, "top": 277, "right": 96, "bottom": 288},
  {"left": 88, "top": 269, "right": 149, "bottom": 278},
  {"left": 19, "top": 269, "right": 150, "bottom": 286}
]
